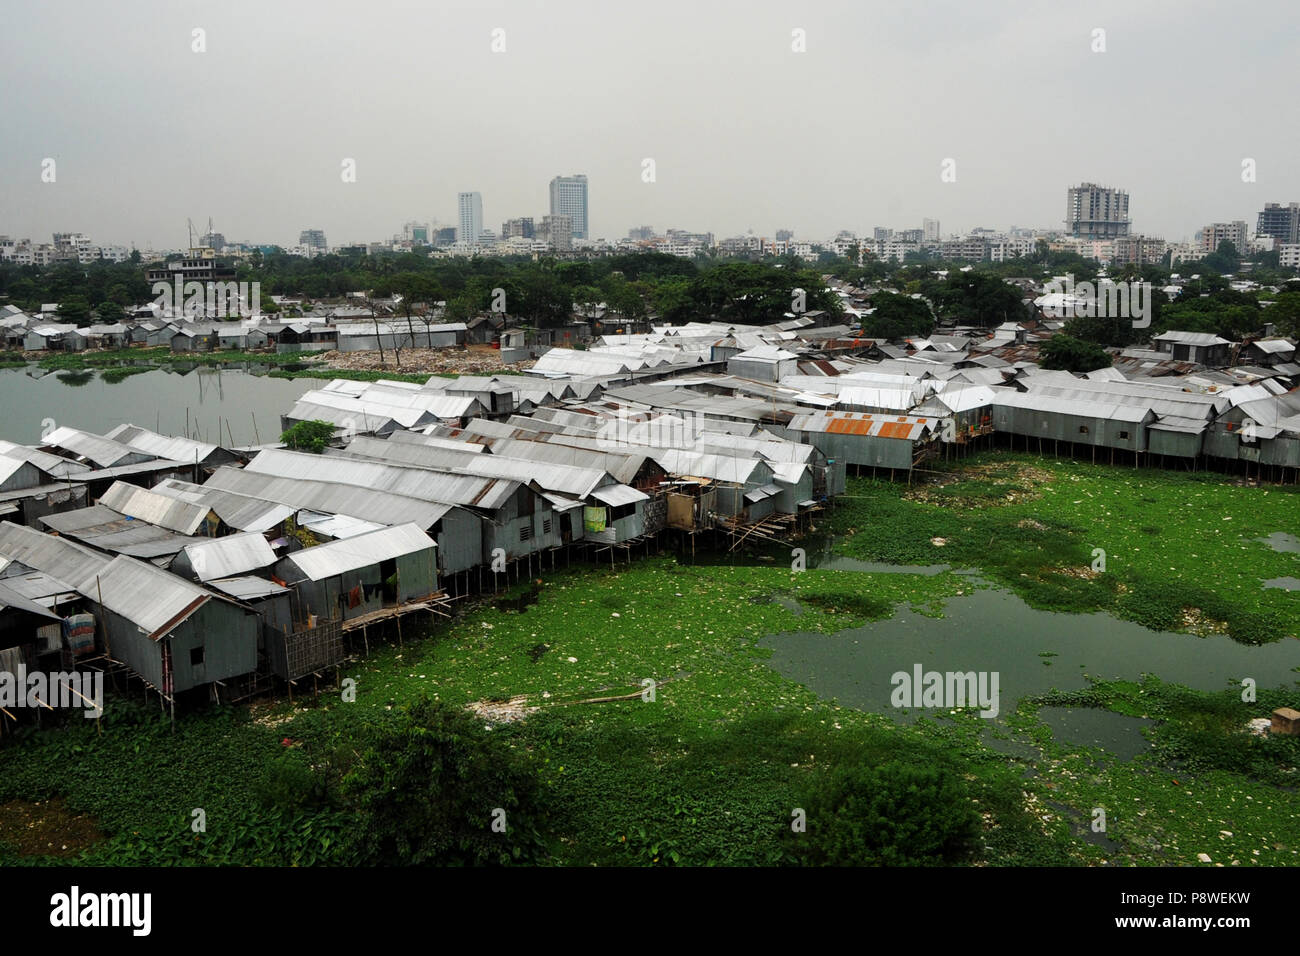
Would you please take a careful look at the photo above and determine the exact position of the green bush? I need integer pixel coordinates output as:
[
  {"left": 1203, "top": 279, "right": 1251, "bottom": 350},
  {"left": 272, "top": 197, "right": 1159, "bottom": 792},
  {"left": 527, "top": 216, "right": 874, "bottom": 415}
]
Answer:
[
  {"left": 279, "top": 419, "right": 336, "bottom": 453},
  {"left": 341, "top": 697, "right": 550, "bottom": 866},
  {"left": 793, "top": 759, "right": 981, "bottom": 866}
]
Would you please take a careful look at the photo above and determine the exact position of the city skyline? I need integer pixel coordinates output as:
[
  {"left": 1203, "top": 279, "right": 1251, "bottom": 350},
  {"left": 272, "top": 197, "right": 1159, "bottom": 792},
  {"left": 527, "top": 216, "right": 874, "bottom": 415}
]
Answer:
[{"left": 4, "top": 0, "right": 1298, "bottom": 249}]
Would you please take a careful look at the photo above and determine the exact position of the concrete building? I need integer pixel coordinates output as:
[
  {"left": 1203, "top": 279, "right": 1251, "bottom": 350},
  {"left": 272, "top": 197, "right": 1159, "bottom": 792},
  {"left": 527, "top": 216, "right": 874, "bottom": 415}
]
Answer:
[
  {"left": 502, "top": 217, "right": 535, "bottom": 239},
  {"left": 1256, "top": 202, "right": 1300, "bottom": 246},
  {"left": 1111, "top": 235, "right": 1166, "bottom": 267},
  {"left": 1066, "top": 183, "right": 1130, "bottom": 239},
  {"left": 457, "top": 192, "right": 483, "bottom": 243},
  {"left": 549, "top": 174, "right": 588, "bottom": 240},
  {"left": 299, "top": 229, "right": 327, "bottom": 255},
  {"left": 542, "top": 215, "right": 573, "bottom": 252},
  {"left": 1197, "top": 221, "right": 1248, "bottom": 256}
]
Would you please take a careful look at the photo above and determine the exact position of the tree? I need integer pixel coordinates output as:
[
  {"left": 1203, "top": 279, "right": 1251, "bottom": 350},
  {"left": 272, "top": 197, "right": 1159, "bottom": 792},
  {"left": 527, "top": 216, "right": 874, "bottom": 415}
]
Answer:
[
  {"left": 1265, "top": 291, "right": 1300, "bottom": 338},
  {"left": 1201, "top": 240, "right": 1241, "bottom": 275},
  {"left": 94, "top": 301, "right": 125, "bottom": 323},
  {"left": 279, "top": 420, "right": 336, "bottom": 453},
  {"left": 792, "top": 759, "right": 980, "bottom": 866},
  {"left": 1040, "top": 333, "right": 1113, "bottom": 372},
  {"left": 923, "top": 271, "right": 1026, "bottom": 328},
  {"left": 861, "top": 292, "right": 935, "bottom": 340},
  {"left": 652, "top": 278, "right": 694, "bottom": 324},
  {"left": 395, "top": 272, "right": 443, "bottom": 347},
  {"left": 342, "top": 697, "right": 549, "bottom": 866},
  {"left": 56, "top": 296, "right": 91, "bottom": 327}
]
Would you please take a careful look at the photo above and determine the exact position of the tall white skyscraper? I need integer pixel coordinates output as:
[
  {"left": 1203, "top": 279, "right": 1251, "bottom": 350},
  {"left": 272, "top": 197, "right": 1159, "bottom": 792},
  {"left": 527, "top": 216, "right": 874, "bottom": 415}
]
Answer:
[
  {"left": 457, "top": 192, "right": 483, "bottom": 243},
  {"left": 548, "top": 175, "right": 588, "bottom": 240},
  {"left": 923, "top": 218, "right": 940, "bottom": 242}
]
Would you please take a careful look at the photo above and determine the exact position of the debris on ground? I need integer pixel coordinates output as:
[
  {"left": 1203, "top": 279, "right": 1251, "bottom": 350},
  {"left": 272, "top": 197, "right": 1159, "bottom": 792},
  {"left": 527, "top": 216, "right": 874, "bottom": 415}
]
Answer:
[
  {"left": 467, "top": 695, "right": 537, "bottom": 725},
  {"left": 315, "top": 345, "right": 534, "bottom": 376}
]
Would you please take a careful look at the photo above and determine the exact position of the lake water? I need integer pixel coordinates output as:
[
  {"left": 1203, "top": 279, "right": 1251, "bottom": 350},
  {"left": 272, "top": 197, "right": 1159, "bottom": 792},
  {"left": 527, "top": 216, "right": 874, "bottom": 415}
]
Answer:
[
  {"left": 761, "top": 587, "right": 1300, "bottom": 727},
  {"left": 0, "top": 366, "right": 315, "bottom": 446}
]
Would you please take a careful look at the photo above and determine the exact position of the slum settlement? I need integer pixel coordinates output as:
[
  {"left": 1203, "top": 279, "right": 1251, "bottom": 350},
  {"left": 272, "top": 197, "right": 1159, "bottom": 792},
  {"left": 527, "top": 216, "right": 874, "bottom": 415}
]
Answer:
[{"left": 3, "top": 315, "right": 1300, "bottom": 716}]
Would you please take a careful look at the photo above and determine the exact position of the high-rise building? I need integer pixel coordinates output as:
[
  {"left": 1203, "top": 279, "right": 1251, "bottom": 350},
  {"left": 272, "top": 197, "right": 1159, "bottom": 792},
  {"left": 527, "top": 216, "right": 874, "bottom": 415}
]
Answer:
[
  {"left": 1196, "top": 221, "right": 1248, "bottom": 255},
  {"left": 628, "top": 225, "right": 654, "bottom": 241},
  {"left": 1256, "top": 202, "right": 1300, "bottom": 246},
  {"left": 403, "top": 221, "right": 430, "bottom": 244},
  {"left": 922, "top": 218, "right": 940, "bottom": 242},
  {"left": 1066, "top": 183, "right": 1130, "bottom": 238},
  {"left": 873, "top": 227, "right": 893, "bottom": 241},
  {"left": 200, "top": 231, "right": 226, "bottom": 251},
  {"left": 549, "top": 175, "right": 588, "bottom": 240},
  {"left": 502, "top": 217, "right": 535, "bottom": 239},
  {"left": 775, "top": 229, "right": 793, "bottom": 242},
  {"left": 541, "top": 214, "right": 573, "bottom": 252},
  {"left": 299, "top": 229, "right": 327, "bottom": 254},
  {"left": 457, "top": 193, "right": 483, "bottom": 243}
]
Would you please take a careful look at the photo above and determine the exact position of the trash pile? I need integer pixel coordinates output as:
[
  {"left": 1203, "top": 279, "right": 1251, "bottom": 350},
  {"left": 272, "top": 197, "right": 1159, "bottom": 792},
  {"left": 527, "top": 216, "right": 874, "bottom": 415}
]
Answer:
[{"left": 316, "top": 346, "right": 533, "bottom": 375}]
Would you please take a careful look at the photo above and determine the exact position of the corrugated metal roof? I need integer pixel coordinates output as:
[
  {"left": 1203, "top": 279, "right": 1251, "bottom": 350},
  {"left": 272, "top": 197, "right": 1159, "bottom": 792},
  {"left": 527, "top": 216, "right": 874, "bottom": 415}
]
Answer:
[
  {"left": 387, "top": 431, "right": 489, "bottom": 453},
  {"left": 297, "top": 511, "right": 385, "bottom": 539},
  {"left": 104, "top": 424, "right": 226, "bottom": 464},
  {"left": 0, "top": 520, "right": 110, "bottom": 584},
  {"left": 150, "top": 479, "right": 294, "bottom": 533},
  {"left": 99, "top": 481, "right": 212, "bottom": 535},
  {"left": 283, "top": 399, "right": 403, "bottom": 434},
  {"left": 992, "top": 390, "right": 1153, "bottom": 422},
  {"left": 648, "top": 449, "right": 771, "bottom": 484},
  {"left": 0, "top": 568, "right": 79, "bottom": 607},
  {"left": 744, "top": 483, "right": 782, "bottom": 502},
  {"left": 40, "top": 426, "right": 153, "bottom": 469},
  {"left": 1153, "top": 331, "right": 1232, "bottom": 346},
  {"left": 246, "top": 448, "right": 518, "bottom": 511},
  {"left": 177, "top": 532, "right": 276, "bottom": 582},
  {"left": 486, "top": 438, "right": 646, "bottom": 485},
  {"left": 787, "top": 411, "right": 936, "bottom": 441},
  {"left": 589, "top": 484, "right": 649, "bottom": 507},
  {"left": 207, "top": 575, "right": 289, "bottom": 601},
  {"left": 0, "top": 579, "right": 60, "bottom": 619},
  {"left": 540, "top": 493, "right": 585, "bottom": 512},
  {"left": 835, "top": 386, "right": 925, "bottom": 411},
  {"left": 40, "top": 503, "right": 203, "bottom": 559},
  {"left": 1248, "top": 338, "right": 1295, "bottom": 354},
  {"left": 278, "top": 522, "right": 435, "bottom": 581},
  {"left": 0, "top": 440, "right": 91, "bottom": 479},
  {"left": 203, "top": 466, "right": 454, "bottom": 529},
  {"left": 1148, "top": 416, "right": 1209, "bottom": 434},
  {"left": 0, "top": 456, "right": 33, "bottom": 487},
  {"left": 333, "top": 435, "right": 482, "bottom": 471},
  {"left": 75, "top": 554, "right": 220, "bottom": 641}
]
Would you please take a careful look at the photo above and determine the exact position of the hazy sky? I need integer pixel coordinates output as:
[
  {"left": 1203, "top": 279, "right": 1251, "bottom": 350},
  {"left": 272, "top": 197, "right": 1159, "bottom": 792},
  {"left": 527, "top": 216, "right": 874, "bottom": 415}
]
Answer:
[{"left": 4, "top": 0, "right": 1297, "bottom": 248}]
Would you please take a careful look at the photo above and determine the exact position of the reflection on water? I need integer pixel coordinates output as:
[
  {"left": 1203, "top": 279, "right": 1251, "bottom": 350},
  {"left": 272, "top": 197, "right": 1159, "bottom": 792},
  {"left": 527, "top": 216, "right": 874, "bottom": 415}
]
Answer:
[
  {"left": 1264, "top": 577, "right": 1300, "bottom": 591},
  {"left": 1259, "top": 532, "right": 1300, "bottom": 554},
  {"left": 0, "top": 366, "right": 315, "bottom": 445},
  {"left": 1038, "top": 706, "right": 1154, "bottom": 761},
  {"left": 761, "top": 586, "right": 1298, "bottom": 725}
]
